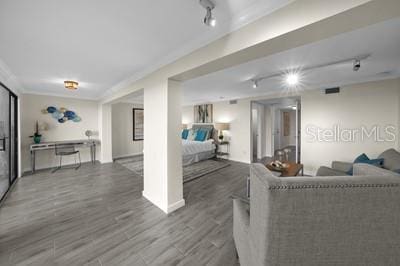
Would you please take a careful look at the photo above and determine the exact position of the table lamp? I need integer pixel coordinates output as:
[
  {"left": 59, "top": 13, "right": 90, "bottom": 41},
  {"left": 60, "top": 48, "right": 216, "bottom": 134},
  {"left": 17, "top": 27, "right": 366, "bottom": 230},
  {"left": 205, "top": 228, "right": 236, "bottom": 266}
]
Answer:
[{"left": 214, "top": 123, "right": 230, "bottom": 140}]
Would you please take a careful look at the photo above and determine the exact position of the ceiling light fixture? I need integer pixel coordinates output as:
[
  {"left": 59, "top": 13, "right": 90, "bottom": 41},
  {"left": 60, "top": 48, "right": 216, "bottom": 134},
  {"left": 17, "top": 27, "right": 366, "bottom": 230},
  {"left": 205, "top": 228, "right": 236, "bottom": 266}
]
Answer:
[
  {"left": 249, "top": 54, "right": 370, "bottom": 89},
  {"left": 200, "top": 0, "right": 216, "bottom": 27},
  {"left": 64, "top": 80, "right": 79, "bottom": 90}
]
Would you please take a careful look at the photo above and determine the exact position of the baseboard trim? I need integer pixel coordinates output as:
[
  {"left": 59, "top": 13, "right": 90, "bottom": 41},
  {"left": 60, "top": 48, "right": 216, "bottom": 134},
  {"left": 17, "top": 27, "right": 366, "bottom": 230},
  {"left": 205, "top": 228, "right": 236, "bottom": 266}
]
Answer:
[
  {"left": 113, "top": 152, "right": 143, "bottom": 160},
  {"left": 22, "top": 160, "right": 99, "bottom": 176},
  {"left": 167, "top": 199, "right": 185, "bottom": 213},
  {"left": 228, "top": 157, "right": 251, "bottom": 164},
  {"left": 142, "top": 191, "right": 185, "bottom": 214},
  {"left": 142, "top": 190, "right": 166, "bottom": 213}
]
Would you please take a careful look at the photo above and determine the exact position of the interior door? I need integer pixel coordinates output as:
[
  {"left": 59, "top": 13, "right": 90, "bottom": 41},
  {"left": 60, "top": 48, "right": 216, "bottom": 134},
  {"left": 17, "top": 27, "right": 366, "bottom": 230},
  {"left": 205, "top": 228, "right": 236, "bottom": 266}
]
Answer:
[{"left": 0, "top": 86, "right": 10, "bottom": 200}]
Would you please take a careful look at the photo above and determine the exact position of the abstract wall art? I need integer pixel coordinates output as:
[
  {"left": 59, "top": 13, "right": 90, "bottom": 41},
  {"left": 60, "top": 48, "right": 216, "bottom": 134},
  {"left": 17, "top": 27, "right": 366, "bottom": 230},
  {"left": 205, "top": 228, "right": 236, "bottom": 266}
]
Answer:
[
  {"left": 133, "top": 108, "right": 144, "bottom": 141},
  {"left": 194, "top": 104, "right": 213, "bottom": 123},
  {"left": 42, "top": 106, "right": 82, "bottom": 123}
]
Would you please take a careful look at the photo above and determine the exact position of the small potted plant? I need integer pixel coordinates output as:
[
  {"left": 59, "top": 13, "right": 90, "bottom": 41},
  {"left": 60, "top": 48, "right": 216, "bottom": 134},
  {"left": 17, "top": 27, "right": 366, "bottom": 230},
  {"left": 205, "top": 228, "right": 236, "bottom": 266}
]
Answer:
[{"left": 29, "top": 121, "right": 42, "bottom": 144}]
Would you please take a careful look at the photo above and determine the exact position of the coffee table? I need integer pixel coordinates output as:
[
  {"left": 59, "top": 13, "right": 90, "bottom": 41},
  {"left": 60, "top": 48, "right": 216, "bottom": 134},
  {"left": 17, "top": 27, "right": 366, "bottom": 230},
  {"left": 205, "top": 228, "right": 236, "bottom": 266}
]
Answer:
[{"left": 266, "top": 162, "right": 304, "bottom": 177}]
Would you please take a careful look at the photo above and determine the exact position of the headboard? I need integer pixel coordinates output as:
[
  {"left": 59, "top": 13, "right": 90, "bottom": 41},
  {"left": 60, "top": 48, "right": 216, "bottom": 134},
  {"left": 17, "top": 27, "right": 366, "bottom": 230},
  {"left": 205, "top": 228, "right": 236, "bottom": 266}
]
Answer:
[{"left": 192, "top": 123, "right": 219, "bottom": 143}]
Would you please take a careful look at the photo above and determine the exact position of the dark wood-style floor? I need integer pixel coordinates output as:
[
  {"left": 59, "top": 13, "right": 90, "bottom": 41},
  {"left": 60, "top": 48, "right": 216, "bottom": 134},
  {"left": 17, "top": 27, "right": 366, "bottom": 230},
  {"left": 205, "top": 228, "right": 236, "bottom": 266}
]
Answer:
[{"left": 0, "top": 160, "right": 249, "bottom": 266}]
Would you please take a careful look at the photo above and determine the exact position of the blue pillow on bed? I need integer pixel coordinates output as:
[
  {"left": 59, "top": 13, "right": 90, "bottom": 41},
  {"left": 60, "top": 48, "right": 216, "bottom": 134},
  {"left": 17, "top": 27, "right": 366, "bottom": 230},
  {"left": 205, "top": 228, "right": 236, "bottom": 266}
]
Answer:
[
  {"left": 195, "top": 129, "right": 208, "bottom": 141},
  {"left": 181, "top": 129, "right": 189, "bottom": 139}
]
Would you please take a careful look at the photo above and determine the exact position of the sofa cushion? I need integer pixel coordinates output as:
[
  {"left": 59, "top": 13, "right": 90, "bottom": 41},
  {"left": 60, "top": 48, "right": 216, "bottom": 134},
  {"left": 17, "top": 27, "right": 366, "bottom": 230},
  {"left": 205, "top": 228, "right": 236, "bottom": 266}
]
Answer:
[
  {"left": 353, "top": 163, "right": 400, "bottom": 177},
  {"left": 346, "top": 153, "right": 384, "bottom": 175},
  {"left": 379, "top": 148, "right": 400, "bottom": 171},
  {"left": 317, "top": 166, "right": 349, "bottom": 176}
]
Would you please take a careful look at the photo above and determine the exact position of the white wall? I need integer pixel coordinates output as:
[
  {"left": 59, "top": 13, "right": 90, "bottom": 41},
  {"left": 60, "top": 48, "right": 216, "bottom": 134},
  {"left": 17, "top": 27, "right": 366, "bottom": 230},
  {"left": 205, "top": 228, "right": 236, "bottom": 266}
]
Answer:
[
  {"left": 183, "top": 99, "right": 252, "bottom": 164},
  {"left": 301, "top": 78, "right": 400, "bottom": 174},
  {"left": 21, "top": 94, "right": 99, "bottom": 172},
  {"left": 111, "top": 102, "right": 144, "bottom": 158}
]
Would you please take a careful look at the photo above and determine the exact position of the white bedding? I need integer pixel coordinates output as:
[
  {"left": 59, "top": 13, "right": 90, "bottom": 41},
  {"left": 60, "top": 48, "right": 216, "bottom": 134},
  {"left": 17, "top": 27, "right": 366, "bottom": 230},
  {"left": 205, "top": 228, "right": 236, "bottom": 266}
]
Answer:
[{"left": 182, "top": 139, "right": 216, "bottom": 156}]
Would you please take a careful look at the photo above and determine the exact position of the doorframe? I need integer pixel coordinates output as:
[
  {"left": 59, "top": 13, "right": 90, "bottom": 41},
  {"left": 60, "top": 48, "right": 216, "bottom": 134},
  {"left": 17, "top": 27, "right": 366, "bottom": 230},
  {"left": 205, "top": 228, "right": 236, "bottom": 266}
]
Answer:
[
  {"left": 0, "top": 82, "right": 19, "bottom": 203},
  {"left": 250, "top": 97, "right": 301, "bottom": 163}
]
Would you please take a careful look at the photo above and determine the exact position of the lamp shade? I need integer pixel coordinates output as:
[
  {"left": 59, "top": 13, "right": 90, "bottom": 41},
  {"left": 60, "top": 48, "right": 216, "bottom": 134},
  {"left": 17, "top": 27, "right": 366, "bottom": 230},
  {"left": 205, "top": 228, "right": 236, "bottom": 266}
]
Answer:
[{"left": 215, "top": 123, "right": 230, "bottom": 131}]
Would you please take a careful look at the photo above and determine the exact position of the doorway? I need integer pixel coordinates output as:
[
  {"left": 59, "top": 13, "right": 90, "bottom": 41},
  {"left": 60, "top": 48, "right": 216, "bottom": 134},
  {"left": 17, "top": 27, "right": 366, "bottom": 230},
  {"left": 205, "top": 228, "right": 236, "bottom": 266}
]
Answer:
[
  {"left": 251, "top": 97, "right": 301, "bottom": 163},
  {"left": 0, "top": 83, "right": 18, "bottom": 202}
]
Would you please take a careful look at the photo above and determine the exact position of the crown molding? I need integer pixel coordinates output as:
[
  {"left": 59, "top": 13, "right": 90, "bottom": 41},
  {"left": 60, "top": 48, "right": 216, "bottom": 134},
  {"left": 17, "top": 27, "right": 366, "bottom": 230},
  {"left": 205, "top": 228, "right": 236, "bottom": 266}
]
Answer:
[
  {"left": 21, "top": 91, "right": 99, "bottom": 102},
  {"left": 100, "top": 0, "right": 294, "bottom": 101}
]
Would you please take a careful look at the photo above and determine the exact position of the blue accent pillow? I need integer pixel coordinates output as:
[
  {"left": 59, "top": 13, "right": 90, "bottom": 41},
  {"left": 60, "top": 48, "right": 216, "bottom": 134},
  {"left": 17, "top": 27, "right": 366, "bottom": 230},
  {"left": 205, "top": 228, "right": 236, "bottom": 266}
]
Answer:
[
  {"left": 194, "top": 129, "right": 208, "bottom": 141},
  {"left": 354, "top": 153, "right": 370, "bottom": 164},
  {"left": 346, "top": 153, "right": 384, "bottom": 175},
  {"left": 181, "top": 129, "right": 189, "bottom": 139}
]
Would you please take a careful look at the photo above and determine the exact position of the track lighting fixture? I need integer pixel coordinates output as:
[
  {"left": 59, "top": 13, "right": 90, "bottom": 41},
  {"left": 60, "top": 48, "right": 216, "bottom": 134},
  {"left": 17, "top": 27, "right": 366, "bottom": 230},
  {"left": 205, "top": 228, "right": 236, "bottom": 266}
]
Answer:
[
  {"left": 200, "top": 0, "right": 216, "bottom": 27},
  {"left": 249, "top": 54, "right": 370, "bottom": 89},
  {"left": 252, "top": 79, "right": 259, "bottom": 89},
  {"left": 353, "top": 59, "right": 361, "bottom": 71}
]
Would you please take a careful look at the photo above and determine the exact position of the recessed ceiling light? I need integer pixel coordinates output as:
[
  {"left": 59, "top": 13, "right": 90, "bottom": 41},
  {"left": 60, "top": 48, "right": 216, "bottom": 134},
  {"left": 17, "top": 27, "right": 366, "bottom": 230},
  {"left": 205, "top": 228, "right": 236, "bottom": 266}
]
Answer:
[
  {"left": 64, "top": 80, "right": 79, "bottom": 90},
  {"left": 285, "top": 74, "right": 299, "bottom": 86}
]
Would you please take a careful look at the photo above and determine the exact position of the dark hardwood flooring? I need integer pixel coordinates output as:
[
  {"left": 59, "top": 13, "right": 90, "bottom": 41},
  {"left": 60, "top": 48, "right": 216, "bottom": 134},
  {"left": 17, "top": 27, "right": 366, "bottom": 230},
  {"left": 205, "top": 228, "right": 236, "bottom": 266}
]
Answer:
[{"left": 0, "top": 160, "right": 249, "bottom": 266}]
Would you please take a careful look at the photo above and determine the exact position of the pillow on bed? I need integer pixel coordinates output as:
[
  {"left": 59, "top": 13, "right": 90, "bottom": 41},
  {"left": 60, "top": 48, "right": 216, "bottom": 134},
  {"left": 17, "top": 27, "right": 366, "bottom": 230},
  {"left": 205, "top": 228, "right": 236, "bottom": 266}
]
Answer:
[
  {"left": 198, "top": 128, "right": 213, "bottom": 140},
  {"left": 181, "top": 129, "right": 189, "bottom": 139},
  {"left": 187, "top": 129, "right": 197, "bottom": 141},
  {"left": 194, "top": 129, "right": 208, "bottom": 141}
]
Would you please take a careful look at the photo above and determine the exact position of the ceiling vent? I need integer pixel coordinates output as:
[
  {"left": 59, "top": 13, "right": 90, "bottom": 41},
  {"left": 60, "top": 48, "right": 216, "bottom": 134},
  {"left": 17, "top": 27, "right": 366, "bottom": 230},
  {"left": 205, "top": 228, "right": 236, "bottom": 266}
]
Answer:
[
  {"left": 325, "top": 87, "right": 340, "bottom": 94},
  {"left": 229, "top": 100, "right": 238, "bottom": 105}
]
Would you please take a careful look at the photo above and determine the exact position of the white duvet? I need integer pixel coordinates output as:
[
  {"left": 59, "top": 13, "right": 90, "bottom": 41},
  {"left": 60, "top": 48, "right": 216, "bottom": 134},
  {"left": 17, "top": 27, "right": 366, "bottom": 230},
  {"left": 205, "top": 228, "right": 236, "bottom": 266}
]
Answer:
[{"left": 182, "top": 139, "right": 216, "bottom": 156}]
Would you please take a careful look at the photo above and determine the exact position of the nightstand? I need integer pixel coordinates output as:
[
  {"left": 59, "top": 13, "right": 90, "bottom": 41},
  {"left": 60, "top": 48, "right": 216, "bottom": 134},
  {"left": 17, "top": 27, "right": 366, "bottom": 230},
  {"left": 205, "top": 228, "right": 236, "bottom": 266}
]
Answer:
[{"left": 216, "top": 141, "right": 230, "bottom": 158}]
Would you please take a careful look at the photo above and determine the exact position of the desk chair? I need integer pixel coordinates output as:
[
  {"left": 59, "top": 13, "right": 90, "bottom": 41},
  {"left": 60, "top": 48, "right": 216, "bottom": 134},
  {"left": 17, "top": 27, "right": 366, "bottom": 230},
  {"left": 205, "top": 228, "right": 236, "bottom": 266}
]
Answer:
[{"left": 52, "top": 144, "right": 81, "bottom": 172}]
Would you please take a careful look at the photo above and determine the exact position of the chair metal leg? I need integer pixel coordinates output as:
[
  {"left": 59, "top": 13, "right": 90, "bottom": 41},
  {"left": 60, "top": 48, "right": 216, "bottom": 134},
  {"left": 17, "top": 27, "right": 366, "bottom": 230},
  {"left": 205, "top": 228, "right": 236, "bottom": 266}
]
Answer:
[
  {"left": 75, "top": 152, "right": 81, "bottom": 170},
  {"left": 52, "top": 155, "right": 62, "bottom": 173}
]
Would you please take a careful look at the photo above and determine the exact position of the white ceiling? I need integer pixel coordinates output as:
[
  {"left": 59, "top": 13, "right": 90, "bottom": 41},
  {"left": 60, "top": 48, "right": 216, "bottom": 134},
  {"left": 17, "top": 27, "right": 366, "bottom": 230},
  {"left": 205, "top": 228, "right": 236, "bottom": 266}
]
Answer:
[
  {"left": 0, "top": 0, "right": 292, "bottom": 99},
  {"left": 183, "top": 18, "right": 400, "bottom": 105}
]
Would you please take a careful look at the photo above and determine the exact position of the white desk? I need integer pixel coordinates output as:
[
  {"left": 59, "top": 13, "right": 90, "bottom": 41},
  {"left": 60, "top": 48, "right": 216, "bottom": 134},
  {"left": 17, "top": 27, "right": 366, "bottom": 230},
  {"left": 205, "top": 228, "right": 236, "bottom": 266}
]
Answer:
[{"left": 30, "top": 139, "right": 100, "bottom": 174}]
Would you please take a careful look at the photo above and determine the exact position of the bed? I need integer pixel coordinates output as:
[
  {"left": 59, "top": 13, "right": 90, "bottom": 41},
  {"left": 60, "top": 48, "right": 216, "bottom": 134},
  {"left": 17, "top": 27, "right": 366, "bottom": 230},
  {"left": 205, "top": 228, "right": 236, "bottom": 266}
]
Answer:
[{"left": 182, "top": 124, "right": 218, "bottom": 166}]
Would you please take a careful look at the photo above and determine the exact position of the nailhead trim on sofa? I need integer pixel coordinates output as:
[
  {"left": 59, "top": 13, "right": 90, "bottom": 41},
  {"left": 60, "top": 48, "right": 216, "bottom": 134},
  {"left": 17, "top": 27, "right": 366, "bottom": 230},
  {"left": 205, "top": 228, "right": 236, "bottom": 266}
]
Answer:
[{"left": 269, "top": 183, "right": 400, "bottom": 190}]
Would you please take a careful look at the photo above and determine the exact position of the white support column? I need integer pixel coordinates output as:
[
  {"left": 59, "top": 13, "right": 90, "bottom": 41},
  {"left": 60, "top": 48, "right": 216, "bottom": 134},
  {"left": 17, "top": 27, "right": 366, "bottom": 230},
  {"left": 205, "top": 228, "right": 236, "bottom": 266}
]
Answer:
[
  {"left": 143, "top": 79, "right": 185, "bottom": 213},
  {"left": 99, "top": 103, "right": 113, "bottom": 163}
]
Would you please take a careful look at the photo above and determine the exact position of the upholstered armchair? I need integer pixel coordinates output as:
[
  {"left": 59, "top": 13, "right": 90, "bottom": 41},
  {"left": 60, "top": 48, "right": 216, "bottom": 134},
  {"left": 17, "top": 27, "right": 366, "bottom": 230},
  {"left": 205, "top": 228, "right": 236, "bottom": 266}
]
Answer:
[{"left": 233, "top": 163, "right": 400, "bottom": 266}]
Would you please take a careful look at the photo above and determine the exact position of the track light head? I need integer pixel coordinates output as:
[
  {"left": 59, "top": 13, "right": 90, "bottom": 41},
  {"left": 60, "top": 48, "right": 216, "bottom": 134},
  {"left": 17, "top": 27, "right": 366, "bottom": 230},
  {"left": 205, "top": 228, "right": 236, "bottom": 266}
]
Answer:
[
  {"left": 200, "top": 0, "right": 216, "bottom": 27},
  {"left": 353, "top": 59, "right": 361, "bottom": 71},
  {"left": 252, "top": 79, "right": 259, "bottom": 89}
]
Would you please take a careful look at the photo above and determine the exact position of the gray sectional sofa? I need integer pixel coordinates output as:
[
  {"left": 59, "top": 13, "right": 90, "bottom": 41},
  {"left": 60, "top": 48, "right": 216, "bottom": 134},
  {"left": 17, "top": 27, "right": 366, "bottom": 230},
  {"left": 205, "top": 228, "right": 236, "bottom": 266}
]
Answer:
[
  {"left": 317, "top": 148, "right": 400, "bottom": 176},
  {"left": 233, "top": 163, "right": 400, "bottom": 266}
]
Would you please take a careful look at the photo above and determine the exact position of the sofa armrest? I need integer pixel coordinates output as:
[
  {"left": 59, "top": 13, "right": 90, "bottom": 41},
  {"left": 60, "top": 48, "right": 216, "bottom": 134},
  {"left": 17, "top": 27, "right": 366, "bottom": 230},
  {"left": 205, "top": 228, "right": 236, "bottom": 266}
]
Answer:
[
  {"left": 316, "top": 166, "right": 348, "bottom": 176},
  {"left": 332, "top": 161, "right": 353, "bottom": 172}
]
